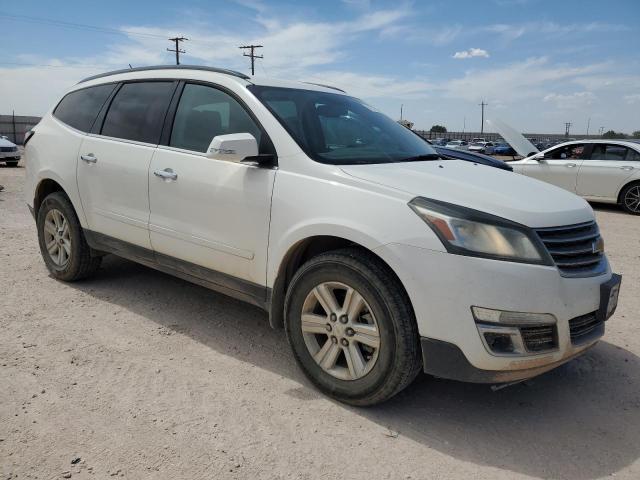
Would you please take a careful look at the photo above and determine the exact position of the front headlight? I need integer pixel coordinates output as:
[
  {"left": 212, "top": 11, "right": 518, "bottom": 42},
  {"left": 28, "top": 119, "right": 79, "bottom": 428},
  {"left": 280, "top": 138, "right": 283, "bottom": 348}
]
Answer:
[{"left": 408, "top": 197, "right": 552, "bottom": 264}]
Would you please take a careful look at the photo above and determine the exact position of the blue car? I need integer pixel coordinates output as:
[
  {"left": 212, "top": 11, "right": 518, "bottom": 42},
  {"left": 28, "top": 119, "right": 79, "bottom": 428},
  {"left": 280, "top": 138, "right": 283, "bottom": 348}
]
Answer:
[{"left": 493, "top": 143, "right": 517, "bottom": 156}]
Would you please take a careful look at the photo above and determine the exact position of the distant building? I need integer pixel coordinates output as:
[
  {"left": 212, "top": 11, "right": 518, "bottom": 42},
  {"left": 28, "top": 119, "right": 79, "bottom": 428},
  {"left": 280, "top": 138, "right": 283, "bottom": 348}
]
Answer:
[{"left": 0, "top": 114, "right": 42, "bottom": 145}]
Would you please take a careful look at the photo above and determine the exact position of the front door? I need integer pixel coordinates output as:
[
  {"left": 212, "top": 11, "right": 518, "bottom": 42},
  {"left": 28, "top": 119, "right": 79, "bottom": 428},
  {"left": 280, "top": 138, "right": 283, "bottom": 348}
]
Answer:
[
  {"left": 520, "top": 143, "right": 586, "bottom": 192},
  {"left": 148, "top": 82, "right": 276, "bottom": 289},
  {"left": 77, "top": 81, "right": 177, "bottom": 249}
]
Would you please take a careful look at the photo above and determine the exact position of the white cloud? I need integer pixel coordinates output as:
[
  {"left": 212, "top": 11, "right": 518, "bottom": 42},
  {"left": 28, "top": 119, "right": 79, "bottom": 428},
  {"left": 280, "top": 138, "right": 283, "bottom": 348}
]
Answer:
[
  {"left": 441, "top": 57, "right": 606, "bottom": 102},
  {"left": 452, "top": 48, "right": 489, "bottom": 59},
  {"left": 625, "top": 94, "right": 640, "bottom": 105},
  {"left": 543, "top": 91, "right": 596, "bottom": 109}
]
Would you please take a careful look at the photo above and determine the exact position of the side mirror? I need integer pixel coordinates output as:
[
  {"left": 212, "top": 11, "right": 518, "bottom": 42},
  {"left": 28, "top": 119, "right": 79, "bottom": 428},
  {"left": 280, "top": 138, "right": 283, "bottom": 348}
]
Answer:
[
  {"left": 207, "top": 133, "right": 259, "bottom": 163},
  {"left": 532, "top": 153, "right": 546, "bottom": 163}
]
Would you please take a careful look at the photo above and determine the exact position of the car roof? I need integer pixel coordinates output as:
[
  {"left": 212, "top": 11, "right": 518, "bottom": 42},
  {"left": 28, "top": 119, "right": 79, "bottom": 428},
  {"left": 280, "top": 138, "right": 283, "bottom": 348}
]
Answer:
[{"left": 75, "top": 64, "right": 346, "bottom": 95}]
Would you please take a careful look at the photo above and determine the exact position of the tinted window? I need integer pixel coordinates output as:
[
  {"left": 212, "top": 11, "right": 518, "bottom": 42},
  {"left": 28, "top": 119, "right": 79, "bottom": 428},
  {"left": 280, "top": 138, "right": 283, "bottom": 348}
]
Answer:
[
  {"left": 546, "top": 144, "right": 585, "bottom": 160},
  {"left": 102, "top": 82, "right": 174, "bottom": 144},
  {"left": 249, "top": 85, "right": 438, "bottom": 165},
  {"left": 170, "top": 83, "right": 262, "bottom": 153},
  {"left": 54, "top": 84, "right": 116, "bottom": 132},
  {"left": 589, "top": 144, "right": 636, "bottom": 161}
]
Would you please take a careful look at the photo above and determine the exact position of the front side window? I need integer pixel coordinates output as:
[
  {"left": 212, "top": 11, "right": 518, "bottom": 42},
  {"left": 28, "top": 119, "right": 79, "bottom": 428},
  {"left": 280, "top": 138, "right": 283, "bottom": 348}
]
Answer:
[
  {"left": 545, "top": 143, "right": 585, "bottom": 160},
  {"left": 54, "top": 84, "right": 116, "bottom": 132},
  {"left": 170, "top": 83, "right": 262, "bottom": 153},
  {"left": 248, "top": 85, "right": 438, "bottom": 165},
  {"left": 101, "top": 82, "right": 175, "bottom": 144},
  {"left": 589, "top": 144, "right": 637, "bottom": 161}
]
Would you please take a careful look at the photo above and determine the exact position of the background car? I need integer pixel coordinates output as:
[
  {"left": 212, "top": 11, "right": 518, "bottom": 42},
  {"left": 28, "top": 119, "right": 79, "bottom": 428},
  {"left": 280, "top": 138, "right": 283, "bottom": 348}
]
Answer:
[
  {"left": 468, "top": 141, "right": 495, "bottom": 155},
  {"left": 0, "top": 136, "right": 21, "bottom": 167},
  {"left": 444, "top": 139, "right": 468, "bottom": 150},
  {"left": 511, "top": 140, "right": 640, "bottom": 214},
  {"left": 493, "top": 142, "right": 517, "bottom": 156}
]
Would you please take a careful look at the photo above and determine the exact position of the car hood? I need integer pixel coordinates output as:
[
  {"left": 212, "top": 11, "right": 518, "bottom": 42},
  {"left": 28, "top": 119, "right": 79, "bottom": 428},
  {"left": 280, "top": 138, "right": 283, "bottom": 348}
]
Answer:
[
  {"left": 0, "top": 138, "right": 16, "bottom": 148},
  {"left": 485, "top": 118, "right": 539, "bottom": 158},
  {"left": 341, "top": 160, "right": 593, "bottom": 228}
]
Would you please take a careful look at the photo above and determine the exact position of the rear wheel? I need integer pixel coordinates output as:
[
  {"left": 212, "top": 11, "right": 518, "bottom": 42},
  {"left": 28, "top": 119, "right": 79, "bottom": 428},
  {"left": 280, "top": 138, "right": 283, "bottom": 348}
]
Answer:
[
  {"left": 284, "top": 248, "right": 422, "bottom": 406},
  {"left": 37, "top": 192, "right": 101, "bottom": 281},
  {"left": 620, "top": 183, "right": 640, "bottom": 215}
]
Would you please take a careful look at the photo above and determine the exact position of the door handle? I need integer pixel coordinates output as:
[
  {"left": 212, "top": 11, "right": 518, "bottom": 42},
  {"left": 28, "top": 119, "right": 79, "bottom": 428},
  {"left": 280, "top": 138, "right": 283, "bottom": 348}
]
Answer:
[
  {"left": 621, "top": 166, "right": 634, "bottom": 171},
  {"left": 565, "top": 163, "right": 577, "bottom": 168},
  {"left": 80, "top": 154, "right": 97, "bottom": 164},
  {"left": 154, "top": 168, "right": 178, "bottom": 181}
]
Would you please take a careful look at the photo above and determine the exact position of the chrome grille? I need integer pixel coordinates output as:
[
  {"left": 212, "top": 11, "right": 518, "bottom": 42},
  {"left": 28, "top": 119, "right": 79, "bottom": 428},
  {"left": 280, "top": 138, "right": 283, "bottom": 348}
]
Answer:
[
  {"left": 569, "top": 312, "right": 604, "bottom": 345},
  {"left": 520, "top": 325, "right": 558, "bottom": 353},
  {"left": 0, "top": 146, "right": 17, "bottom": 152},
  {"left": 535, "top": 221, "right": 605, "bottom": 277}
]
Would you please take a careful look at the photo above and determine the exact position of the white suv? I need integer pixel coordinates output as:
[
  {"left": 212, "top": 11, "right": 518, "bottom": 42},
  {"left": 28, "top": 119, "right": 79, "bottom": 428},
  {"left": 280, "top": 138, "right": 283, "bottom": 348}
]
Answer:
[{"left": 25, "top": 66, "right": 621, "bottom": 405}]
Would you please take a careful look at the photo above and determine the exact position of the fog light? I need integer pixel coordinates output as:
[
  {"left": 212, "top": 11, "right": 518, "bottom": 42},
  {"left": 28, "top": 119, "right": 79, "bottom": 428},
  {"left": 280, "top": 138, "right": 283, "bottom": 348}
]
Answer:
[
  {"left": 472, "top": 306, "right": 556, "bottom": 326},
  {"left": 483, "top": 332, "right": 515, "bottom": 354}
]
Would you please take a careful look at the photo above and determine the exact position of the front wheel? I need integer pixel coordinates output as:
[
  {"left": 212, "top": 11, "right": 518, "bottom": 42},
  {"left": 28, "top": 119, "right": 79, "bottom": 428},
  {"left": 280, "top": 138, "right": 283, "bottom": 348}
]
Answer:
[
  {"left": 620, "top": 183, "right": 640, "bottom": 215},
  {"left": 284, "top": 248, "right": 422, "bottom": 406},
  {"left": 5, "top": 160, "right": 19, "bottom": 167}
]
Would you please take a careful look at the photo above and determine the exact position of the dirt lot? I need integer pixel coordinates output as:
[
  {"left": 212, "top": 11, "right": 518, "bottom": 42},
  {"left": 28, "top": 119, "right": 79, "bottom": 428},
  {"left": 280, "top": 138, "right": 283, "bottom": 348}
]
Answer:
[{"left": 1, "top": 163, "right": 639, "bottom": 480}]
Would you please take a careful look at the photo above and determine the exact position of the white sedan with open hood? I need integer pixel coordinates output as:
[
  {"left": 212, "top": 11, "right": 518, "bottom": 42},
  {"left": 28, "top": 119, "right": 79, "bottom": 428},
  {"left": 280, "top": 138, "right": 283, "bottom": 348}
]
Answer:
[{"left": 487, "top": 119, "right": 640, "bottom": 215}]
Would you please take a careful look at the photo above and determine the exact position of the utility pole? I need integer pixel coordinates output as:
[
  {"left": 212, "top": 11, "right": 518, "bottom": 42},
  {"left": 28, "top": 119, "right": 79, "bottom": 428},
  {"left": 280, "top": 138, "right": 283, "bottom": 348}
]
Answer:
[
  {"left": 167, "top": 36, "right": 188, "bottom": 65},
  {"left": 463, "top": 116, "right": 466, "bottom": 133},
  {"left": 586, "top": 117, "right": 591, "bottom": 136},
  {"left": 564, "top": 122, "right": 572, "bottom": 137},
  {"left": 239, "top": 44, "right": 263, "bottom": 75},
  {"left": 599, "top": 126, "right": 605, "bottom": 136},
  {"left": 400, "top": 104, "right": 403, "bottom": 121},
  {"left": 478, "top": 100, "right": 488, "bottom": 134}
]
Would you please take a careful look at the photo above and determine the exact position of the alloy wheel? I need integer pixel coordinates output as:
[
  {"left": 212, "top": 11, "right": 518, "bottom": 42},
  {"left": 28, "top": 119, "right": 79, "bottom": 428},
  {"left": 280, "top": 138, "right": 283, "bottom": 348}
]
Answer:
[
  {"left": 624, "top": 186, "right": 640, "bottom": 213},
  {"left": 43, "top": 208, "right": 71, "bottom": 267},
  {"left": 300, "top": 281, "right": 380, "bottom": 381}
]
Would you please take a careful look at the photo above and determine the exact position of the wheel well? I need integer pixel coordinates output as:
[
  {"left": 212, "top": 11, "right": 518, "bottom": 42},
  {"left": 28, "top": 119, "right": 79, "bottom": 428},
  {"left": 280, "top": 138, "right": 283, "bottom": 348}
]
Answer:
[
  {"left": 618, "top": 180, "right": 640, "bottom": 204},
  {"left": 34, "top": 179, "right": 65, "bottom": 217},
  {"left": 268, "top": 236, "right": 410, "bottom": 330}
]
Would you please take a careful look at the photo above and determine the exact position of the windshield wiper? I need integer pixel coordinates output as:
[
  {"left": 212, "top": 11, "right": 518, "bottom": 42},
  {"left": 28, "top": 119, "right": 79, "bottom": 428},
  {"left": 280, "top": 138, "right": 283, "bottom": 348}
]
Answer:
[{"left": 397, "top": 154, "right": 441, "bottom": 162}]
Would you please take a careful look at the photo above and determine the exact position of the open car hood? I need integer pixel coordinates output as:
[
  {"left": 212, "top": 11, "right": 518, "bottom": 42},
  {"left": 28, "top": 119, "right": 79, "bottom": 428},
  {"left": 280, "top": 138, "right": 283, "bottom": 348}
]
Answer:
[{"left": 486, "top": 118, "right": 539, "bottom": 158}]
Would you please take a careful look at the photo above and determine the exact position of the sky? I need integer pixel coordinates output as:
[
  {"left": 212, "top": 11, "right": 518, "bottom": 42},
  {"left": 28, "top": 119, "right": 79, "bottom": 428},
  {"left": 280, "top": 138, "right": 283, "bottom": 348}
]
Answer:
[{"left": 1, "top": 0, "right": 639, "bottom": 134}]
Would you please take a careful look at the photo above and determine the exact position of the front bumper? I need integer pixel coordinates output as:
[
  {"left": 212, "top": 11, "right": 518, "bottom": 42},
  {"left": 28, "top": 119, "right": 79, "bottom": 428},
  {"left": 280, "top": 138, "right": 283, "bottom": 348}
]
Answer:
[
  {"left": 374, "top": 243, "right": 614, "bottom": 379},
  {"left": 420, "top": 336, "right": 596, "bottom": 383}
]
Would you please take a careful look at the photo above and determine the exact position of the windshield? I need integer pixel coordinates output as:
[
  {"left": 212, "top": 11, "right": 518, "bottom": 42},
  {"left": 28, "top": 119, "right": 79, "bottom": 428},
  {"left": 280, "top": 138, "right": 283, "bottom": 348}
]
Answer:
[{"left": 248, "top": 85, "right": 438, "bottom": 165}]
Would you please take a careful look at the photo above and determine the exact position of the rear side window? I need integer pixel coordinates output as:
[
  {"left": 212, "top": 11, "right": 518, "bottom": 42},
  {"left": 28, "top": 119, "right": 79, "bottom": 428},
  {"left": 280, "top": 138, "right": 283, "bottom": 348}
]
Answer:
[
  {"left": 589, "top": 144, "right": 638, "bottom": 161},
  {"left": 170, "top": 83, "right": 262, "bottom": 153},
  {"left": 54, "top": 84, "right": 116, "bottom": 132},
  {"left": 102, "top": 82, "right": 175, "bottom": 144}
]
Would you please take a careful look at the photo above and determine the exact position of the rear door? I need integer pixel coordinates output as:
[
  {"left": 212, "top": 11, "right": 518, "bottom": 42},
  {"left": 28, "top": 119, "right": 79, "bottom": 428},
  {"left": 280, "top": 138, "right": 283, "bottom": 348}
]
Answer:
[
  {"left": 77, "top": 81, "right": 177, "bottom": 249},
  {"left": 576, "top": 143, "right": 640, "bottom": 200},
  {"left": 519, "top": 143, "right": 586, "bottom": 192}
]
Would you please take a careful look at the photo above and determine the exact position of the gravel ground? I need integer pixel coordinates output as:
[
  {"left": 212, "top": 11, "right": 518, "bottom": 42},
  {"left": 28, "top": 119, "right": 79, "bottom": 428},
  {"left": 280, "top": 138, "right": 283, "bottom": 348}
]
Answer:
[{"left": 1, "top": 163, "right": 639, "bottom": 480}]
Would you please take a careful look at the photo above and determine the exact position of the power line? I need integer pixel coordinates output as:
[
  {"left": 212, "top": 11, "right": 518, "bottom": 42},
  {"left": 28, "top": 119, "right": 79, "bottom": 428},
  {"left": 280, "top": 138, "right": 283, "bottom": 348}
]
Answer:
[
  {"left": 167, "top": 37, "right": 188, "bottom": 65},
  {"left": 0, "top": 12, "right": 168, "bottom": 40},
  {"left": 564, "top": 122, "right": 572, "bottom": 137},
  {"left": 239, "top": 44, "right": 263, "bottom": 76},
  {"left": 478, "top": 100, "right": 488, "bottom": 135}
]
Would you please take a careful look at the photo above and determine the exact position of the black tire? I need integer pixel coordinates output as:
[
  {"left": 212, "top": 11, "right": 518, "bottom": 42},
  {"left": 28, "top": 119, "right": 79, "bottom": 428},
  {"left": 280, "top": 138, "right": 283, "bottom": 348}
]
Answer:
[
  {"left": 620, "top": 182, "right": 640, "bottom": 215},
  {"left": 5, "top": 161, "right": 19, "bottom": 167},
  {"left": 37, "top": 192, "right": 101, "bottom": 281},
  {"left": 284, "top": 248, "right": 422, "bottom": 406}
]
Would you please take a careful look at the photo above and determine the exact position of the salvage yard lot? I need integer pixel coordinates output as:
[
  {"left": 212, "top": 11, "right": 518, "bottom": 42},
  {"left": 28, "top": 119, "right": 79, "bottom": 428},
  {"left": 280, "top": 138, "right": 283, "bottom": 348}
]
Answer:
[{"left": 1, "top": 163, "right": 639, "bottom": 480}]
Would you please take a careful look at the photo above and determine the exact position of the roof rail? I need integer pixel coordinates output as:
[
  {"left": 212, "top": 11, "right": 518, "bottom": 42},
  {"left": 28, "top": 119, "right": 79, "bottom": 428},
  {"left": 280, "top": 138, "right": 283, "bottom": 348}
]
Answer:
[
  {"left": 302, "top": 82, "right": 346, "bottom": 93},
  {"left": 78, "top": 65, "right": 251, "bottom": 84}
]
